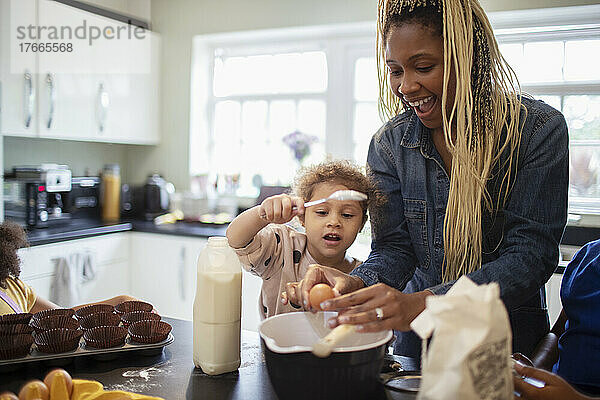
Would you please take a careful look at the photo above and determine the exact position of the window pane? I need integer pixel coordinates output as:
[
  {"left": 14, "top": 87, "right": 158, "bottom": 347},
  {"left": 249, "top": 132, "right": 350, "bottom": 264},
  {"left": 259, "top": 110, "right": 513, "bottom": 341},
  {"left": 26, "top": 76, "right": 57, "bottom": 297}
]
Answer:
[
  {"left": 536, "top": 95, "right": 561, "bottom": 111},
  {"left": 565, "top": 40, "right": 600, "bottom": 81},
  {"left": 353, "top": 102, "right": 381, "bottom": 164},
  {"left": 213, "top": 101, "right": 241, "bottom": 173},
  {"left": 563, "top": 95, "right": 600, "bottom": 141},
  {"left": 521, "top": 41, "right": 564, "bottom": 83},
  {"left": 565, "top": 95, "right": 600, "bottom": 205},
  {"left": 269, "top": 100, "right": 296, "bottom": 142},
  {"left": 213, "top": 51, "right": 327, "bottom": 97},
  {"left": 499, "top": 43, "right": 523, "bottom": 79},
  {"left": 297, "top": 100, "right": 326, "bottom": 142},
  {"left": 241, "top": 100, "right": 268, "bottom": 144},
  {"left": 354, "top": 57, "right": 378, "bottom": 102},
  {"left": 570, "top": 144, "right": 600, "bottom": 200}
]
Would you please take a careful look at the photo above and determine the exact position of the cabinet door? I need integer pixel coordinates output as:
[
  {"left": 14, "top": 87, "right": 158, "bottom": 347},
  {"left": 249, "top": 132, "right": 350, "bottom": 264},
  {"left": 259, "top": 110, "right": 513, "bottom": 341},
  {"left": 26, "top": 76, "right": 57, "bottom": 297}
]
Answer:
[
  {"left": 84, "top": 11, "right": 159, "bottom": 144},
  {"left": 0, "top": 0, "right": 38, "bottom": 137},
  {"left": 18, "top": 233, "right": 130, "bottom": 308},
  {"left": 36, "top": 0, "right": 95, "bottom": 140},
  {"left": 130, "top": 233, "right": 207, "bottom": 319}
]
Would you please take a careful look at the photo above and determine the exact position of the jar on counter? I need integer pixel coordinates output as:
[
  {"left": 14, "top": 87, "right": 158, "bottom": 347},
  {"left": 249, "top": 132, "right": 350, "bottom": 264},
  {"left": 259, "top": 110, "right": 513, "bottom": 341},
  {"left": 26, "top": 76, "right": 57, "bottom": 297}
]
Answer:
[{"left": 101, "top": 164, "right": 121, "bottom": 222}]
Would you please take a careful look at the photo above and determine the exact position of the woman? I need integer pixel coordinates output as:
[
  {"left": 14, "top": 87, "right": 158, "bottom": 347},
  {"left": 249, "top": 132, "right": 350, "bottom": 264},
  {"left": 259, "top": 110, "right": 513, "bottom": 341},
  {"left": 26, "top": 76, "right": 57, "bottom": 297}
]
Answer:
[{"left": 284, "top": 0, "right": 568, "bottom": 360}]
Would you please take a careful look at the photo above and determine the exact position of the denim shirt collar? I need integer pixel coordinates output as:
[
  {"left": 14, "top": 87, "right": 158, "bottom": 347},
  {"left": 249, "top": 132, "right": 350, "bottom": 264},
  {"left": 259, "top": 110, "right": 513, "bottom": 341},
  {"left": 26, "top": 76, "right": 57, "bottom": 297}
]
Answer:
[{"left": 398, "top": 110, "right": 434, "bottom": 158}]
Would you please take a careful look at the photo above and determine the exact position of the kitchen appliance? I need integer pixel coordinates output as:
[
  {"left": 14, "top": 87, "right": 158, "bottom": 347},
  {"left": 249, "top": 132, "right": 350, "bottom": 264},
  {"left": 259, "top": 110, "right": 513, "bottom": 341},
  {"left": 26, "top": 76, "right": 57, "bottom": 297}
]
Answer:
[
  {"left": 68, "top": 177, "right": 101, "bottom": 219},
  {"left": 143, "top": 174, "right": 174, "bottom": 221},
  {"left": 3, "top": 164, "right": 72, "bottom": 227},
  {"left": 259, "top": 311, "right": 392, "bottom": 400}
]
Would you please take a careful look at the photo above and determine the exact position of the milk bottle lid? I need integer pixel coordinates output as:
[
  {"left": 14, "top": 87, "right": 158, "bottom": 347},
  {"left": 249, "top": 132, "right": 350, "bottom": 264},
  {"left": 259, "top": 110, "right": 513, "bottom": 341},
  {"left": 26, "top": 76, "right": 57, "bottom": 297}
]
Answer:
[{"left": 208, "top": 236, "right": 229, "bottom": 247}]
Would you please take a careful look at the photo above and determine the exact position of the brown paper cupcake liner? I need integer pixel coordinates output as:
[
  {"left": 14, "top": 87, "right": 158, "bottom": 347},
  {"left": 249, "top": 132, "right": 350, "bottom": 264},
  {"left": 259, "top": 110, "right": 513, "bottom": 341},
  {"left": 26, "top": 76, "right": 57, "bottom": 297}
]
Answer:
[
  {"left": 31, "top": 315, "right": 80, "bottom": 333},
  {"left": 80, "top": 312, "right": 121, "bottom": 330},
  {"left": 120, "top": 311, "right": 161, "bottom": 327},
  {"left": 0, "top": 322, "right": 34, "bottom": 335},
  {"left": 74, "top": 304, "right": 114, "bottom": 320},
  {"left": 32, "top": 309, "right": 75, "bottom": 323},
  {"left": 84, "top": 326, "right": 128, "bottom": 349},
  {"left": 35, "top": 328, "right": 83, "bottom": 354},
  {"left": 128, "top": 320, "right": 172, "bottom": 344},
  {"left": 0, "top": 313, "right": 33, "bottom": 326},
  {"left": 114, "top": 301, "right": 153, "bottom": 316},
  {"left": 0, "top": 333, "right": 34, "bottom": 359}
]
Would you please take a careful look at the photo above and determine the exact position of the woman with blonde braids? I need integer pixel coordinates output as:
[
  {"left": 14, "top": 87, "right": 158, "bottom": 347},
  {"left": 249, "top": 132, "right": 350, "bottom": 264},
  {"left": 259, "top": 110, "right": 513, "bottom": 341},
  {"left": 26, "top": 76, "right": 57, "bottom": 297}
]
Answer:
[{"left": 283, "top": 0, "right": 568, "bottom": 361}]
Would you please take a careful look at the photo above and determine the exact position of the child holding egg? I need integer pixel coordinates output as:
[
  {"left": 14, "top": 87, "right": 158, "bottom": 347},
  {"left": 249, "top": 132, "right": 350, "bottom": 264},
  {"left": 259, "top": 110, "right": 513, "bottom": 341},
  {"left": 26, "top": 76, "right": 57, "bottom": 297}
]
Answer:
[{"left": 226, "top": 160, "right": 382, "bottom": 318}]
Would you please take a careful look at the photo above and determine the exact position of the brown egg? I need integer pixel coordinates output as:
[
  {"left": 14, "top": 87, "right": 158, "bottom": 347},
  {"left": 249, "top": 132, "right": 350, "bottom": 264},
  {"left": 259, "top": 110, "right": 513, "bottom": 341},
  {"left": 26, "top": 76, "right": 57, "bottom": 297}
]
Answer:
[
  {"left": 17, "top": 380, "right": 49, "bottom": 400},
  {"left": 309, "top": 283, "right": 335, "bottom": 311},
  {"left": 0, "top": 392, "right": 19, "bottom": 400},
  {"left": 43, "top": 368, "right": 73, "bottom": 399}
]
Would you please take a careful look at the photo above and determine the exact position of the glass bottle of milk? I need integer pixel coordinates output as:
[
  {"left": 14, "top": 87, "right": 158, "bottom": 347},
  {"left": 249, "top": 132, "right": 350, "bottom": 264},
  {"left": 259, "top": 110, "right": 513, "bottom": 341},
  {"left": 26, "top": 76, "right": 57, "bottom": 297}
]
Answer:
[{"left": 193, "top": 236, "right": 242, "bottom": 375}]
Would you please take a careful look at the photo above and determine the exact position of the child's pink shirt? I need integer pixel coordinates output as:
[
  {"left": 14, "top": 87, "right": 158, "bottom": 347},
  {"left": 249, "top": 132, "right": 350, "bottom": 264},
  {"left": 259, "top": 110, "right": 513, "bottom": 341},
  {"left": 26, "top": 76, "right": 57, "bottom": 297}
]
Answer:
[{"left": 233, "top": 224, "right": 361, "bottom": 318}]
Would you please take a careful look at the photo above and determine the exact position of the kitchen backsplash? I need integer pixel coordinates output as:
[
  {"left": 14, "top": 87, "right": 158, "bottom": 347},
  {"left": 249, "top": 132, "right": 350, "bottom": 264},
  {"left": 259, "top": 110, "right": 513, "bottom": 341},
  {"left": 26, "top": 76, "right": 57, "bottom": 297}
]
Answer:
[{"left": 3, "top": 136, "right": 140, "bottom": 182}]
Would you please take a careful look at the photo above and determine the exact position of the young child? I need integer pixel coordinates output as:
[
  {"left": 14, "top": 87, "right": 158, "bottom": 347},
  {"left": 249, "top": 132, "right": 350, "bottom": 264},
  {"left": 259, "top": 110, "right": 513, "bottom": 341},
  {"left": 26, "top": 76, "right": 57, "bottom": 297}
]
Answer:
[
  {"left": 0, "top": 221, "right": 138, "bottom": 315},
  {"left": 226, "top": 160, "right": 382, "bottom": 318}
]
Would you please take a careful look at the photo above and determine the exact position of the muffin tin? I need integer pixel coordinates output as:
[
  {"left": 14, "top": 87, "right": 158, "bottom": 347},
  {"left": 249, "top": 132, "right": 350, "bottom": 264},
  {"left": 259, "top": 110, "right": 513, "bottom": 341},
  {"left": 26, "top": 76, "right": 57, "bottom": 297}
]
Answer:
[{"left": 0, "top": 302, "right": 173, "bottom": 366}]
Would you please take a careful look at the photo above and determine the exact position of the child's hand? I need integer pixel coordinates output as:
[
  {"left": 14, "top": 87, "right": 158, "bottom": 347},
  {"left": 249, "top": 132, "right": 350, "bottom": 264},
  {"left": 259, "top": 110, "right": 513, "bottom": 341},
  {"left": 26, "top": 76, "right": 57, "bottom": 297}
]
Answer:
[
  {"left": 259, "top": 194, "right": 304, "bottom": 224},
  {"left": 513, "top": 363, "right": 593, "bottom": 400}
]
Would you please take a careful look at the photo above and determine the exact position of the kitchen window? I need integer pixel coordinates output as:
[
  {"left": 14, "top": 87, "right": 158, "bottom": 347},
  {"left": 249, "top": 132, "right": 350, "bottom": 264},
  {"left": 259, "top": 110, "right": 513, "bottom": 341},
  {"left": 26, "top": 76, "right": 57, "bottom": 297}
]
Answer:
[
  {"left": 190, "top": 5, "right": 600, "bottom": 216},
  {"left": 190, "top": 24, "right": 377, "bottom": 195}
]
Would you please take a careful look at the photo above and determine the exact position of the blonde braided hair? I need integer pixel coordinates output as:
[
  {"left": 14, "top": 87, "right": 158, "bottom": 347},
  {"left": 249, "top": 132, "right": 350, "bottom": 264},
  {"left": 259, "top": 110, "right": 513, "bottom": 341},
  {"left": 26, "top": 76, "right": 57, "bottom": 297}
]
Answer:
[{"left": 377, "top": 0, "right": 524, "bottom": 282}]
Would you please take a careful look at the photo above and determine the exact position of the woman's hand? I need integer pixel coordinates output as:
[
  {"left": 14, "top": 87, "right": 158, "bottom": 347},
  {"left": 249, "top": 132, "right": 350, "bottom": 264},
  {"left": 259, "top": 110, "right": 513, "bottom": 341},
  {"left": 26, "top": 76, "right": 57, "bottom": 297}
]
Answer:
[
  {"left": 513, "top": 363, "right": 594, "bottom": 400},
  {"left": 259, "top": 194, "right": 304, "bottom": 224},
  {"left": 281, "top": 264, "right": 365, "bottom": 310},
  {"left": 320, "top": 284, "right": 432, "bottom": 332}
]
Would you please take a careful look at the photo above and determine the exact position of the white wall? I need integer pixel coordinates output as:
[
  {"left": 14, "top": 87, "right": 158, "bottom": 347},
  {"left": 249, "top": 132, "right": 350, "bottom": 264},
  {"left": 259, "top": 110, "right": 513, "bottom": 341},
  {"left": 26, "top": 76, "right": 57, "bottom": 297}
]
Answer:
[{"left": 127, "top": 0, "right": 600, "bottom": 191}]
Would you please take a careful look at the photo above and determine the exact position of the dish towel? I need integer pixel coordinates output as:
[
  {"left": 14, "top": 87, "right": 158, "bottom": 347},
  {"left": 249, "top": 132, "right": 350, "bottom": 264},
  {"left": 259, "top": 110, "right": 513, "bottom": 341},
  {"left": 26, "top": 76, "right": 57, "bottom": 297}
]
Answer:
[
  {"left": 50, "top": 250, "right": 99, "bottom": 307},
  {"left": 50, "top": 253, "right": 82, "bottom": 307}
]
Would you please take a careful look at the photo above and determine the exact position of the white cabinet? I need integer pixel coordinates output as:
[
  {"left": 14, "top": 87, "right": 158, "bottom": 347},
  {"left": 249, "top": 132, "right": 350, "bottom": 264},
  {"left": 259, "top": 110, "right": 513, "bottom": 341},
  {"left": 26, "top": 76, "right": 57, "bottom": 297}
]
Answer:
[
  {"left": 129, "top": 232, "right": 263, "bottom": 330},
  {"left": 129, "top": 233, "right": 207, "bottom": 320},
  {"left": 0, "top": 0, "right": 160, "bottom": 144},
  {"left": 17, "top": 233, "right": 130, "bottom": 308},
  {"left": 0, "top": 0, "right": 38, "bottom": 137}
]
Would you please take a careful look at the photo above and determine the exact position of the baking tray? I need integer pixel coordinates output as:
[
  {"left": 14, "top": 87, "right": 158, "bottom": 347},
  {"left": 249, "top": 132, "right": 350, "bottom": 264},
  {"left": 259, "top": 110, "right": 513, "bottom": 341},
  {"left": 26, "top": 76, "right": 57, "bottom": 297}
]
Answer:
[{"left": 0, "top": 333, "right": 174, "bottom": 367}]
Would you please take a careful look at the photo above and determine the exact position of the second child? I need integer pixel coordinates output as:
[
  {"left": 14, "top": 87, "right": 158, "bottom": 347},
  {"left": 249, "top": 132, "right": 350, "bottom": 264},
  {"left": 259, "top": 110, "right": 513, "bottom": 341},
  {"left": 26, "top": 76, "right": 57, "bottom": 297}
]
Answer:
[{"left": 226, "top": 160, "right": 381, "bottom": 318}]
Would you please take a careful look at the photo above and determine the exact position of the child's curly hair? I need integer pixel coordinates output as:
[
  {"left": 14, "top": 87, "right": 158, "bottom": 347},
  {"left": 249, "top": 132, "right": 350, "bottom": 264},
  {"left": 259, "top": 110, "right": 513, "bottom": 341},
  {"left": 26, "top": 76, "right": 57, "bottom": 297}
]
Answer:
[
  {"left": 292, "top": 160, "right": 385, "bottom": 224},
  {"left": 0, "top": 221, "right": 29, "bottom": 289}
]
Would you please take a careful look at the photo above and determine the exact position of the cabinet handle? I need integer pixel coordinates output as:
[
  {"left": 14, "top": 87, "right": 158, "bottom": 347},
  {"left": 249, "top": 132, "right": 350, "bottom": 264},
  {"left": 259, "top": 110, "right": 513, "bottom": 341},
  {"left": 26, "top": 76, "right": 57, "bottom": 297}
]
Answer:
[
  {"left": 46, "top": 73, "right": 56, "bottom": 129},
  {"left": 178, "top": 247, "right": 186, "bottom": 301},
  {"left": 96, "top": 82, "right": 109, "bottom": 133},
  {"left": 23, "top": 70, "right": 34, "bottom": 128}
]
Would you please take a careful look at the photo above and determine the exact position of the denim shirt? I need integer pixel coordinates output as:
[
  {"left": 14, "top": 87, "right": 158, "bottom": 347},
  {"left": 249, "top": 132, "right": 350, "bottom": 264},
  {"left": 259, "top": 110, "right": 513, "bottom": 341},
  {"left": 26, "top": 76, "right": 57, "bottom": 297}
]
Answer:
[{"left": 351, "top": 97, "right": 569, "bottom": 358}]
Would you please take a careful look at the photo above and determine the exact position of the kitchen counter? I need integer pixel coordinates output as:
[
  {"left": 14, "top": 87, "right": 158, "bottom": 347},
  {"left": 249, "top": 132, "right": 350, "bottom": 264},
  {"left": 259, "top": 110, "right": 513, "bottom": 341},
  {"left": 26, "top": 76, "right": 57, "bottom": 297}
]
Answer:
[
  {"left": 26, "top": 219, "right": 228, "bottom": 246},
  {"left": 0, "top": 317, "right": 417, "bottom": 399}
]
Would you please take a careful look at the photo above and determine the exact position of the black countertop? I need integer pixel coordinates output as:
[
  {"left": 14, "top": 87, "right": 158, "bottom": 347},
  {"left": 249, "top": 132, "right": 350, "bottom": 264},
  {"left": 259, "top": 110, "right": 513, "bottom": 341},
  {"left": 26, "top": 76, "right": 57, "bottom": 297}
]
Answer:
[
  {"left": 0, "top": 318, "right": 417, "bottom": 400},
  {"left": 26, "top": 219, "right": 228, "bottom": 246}
]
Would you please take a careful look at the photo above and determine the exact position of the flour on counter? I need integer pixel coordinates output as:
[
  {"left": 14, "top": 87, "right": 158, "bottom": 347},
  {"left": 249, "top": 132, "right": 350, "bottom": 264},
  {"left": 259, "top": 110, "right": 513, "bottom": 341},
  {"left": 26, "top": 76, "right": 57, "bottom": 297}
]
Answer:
[{"left": 103, "top": 361, "right": 174, "bottom": 393}]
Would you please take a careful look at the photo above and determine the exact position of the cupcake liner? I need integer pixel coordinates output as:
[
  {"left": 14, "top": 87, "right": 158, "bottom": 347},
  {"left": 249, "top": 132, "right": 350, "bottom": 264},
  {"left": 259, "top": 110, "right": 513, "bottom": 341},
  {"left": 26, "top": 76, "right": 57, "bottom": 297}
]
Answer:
[
  {"left": 34, "top": 328, "right": 83, "bottom": 354},
  {"left": 32, "top": 309, "right": 75, "bottom": 323},
  {"left": 0, "top": 333, "right": 34, "bottom": 359},
  {"left": 128, "top": 320, "right": 172, "bottom": 344},
  {"left": 83, "top": 326, "right": 128, "bottom": 349},
  {"left": 74, "top": 304, "right": 114, "bottom": 320},
  {"left": 114, "top": 301, "right": 153, "bottom": 315},
  {"left": 32, "top": 315, "right": 80, "bottom": 333},
  {"left": 120, "top": 311, "right": 161, "bottom": 327},
  {"left": 0, "top": 322, "right": 34, "bottom": 335},
  {"left": 0, "top": 313, "right": 33, "bottom": 325},
  {"left": 80, "top": 312, "right": 121, "bottom": 330}
]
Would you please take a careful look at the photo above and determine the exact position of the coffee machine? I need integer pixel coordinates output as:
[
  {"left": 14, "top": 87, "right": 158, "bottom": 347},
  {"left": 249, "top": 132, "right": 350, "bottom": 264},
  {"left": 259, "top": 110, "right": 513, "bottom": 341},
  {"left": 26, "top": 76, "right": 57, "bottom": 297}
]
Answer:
[{"left": 3, "top": 164, "right": 72, "bottom": 228}]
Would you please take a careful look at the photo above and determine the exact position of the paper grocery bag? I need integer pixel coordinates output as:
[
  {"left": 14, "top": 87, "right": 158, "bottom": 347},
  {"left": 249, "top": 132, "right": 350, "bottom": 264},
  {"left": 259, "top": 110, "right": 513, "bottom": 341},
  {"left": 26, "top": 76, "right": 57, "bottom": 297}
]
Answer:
[{"left": 410, "top": 277, "right": 513, "bottom": 400}]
